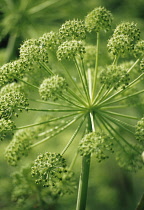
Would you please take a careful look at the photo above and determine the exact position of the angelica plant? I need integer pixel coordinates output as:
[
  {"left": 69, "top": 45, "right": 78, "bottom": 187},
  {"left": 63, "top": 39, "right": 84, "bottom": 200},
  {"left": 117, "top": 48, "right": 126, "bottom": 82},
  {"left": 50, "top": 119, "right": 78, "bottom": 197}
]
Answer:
[{"left": 1, "top": 6, "right": 144, "bottom": 209}]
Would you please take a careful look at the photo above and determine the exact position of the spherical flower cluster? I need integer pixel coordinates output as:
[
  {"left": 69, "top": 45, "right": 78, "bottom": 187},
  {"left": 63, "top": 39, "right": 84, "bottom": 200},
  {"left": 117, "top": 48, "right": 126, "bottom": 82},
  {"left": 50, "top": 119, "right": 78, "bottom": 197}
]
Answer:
[
  {"left": 31, "top": 152, "right": 67, "bottom": 187},
  {"left": 107, "top": 35, "right": 132, "bottom": 57},
  {"left": 39, "top": 75, "right": 67, "bottom": 101},
  {"left": 59, "top": 19, "right": 86, "bottom": 40},
  {"left": 39, "top": 31, "right": 60, "bottom": 50},
  {"left": 20, "top": 38, "right": 49, "bottom": 65},
  {"left": 116, "top": 145, "right": 143, "bottom": 172},
  {"left": 0, "top": 119, "right": 16, "bottom": 141},
  {"left": 85, "top": 7, "right": 113, "bottom": 32},
  {"left": 107, "top": 22, "right": 140, "bottom": 57},
  {"left": 78, "top": 132, "right": 114, "bottom": 162},
  {"left": 5, "top": 129, "right": 34, "bottom": 166},
  {"left": 135, "top": 118, "right": 144, "bottom": 145},
  {"left": 57, "top": 40, "right": 85, "bottom": 61},
  {"left": 134, "top": 40, "right": 144, "bottom": 57},
  {"left": 0, "top": 59, "right": 26, "bottom": 87},
  {"left": 84, "top": 45, "right": 96, "bottom": 68},
  {"left": 100, "top": 65, "right": 130, "bottom": 89},
  {"left": 113, "top": 22, "right": 140, "bottom": 43},
  {"left": 0, "top": 82, "right": 29, "bottom": 119}
]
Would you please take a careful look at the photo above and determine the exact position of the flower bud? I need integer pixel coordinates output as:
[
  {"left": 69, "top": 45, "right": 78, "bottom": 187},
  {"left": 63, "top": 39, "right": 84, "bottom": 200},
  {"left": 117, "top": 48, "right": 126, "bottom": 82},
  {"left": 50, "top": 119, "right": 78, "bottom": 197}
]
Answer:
[{"left": 135, "top": 118, "right": 144, "bottom": 145}]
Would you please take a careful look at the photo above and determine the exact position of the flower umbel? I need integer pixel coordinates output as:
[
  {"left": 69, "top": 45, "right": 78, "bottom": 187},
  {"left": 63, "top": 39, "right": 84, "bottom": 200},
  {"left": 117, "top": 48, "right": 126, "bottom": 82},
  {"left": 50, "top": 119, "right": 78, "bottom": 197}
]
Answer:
[{"left": 1, "top": 6, "right": 144, "bottom": 209}]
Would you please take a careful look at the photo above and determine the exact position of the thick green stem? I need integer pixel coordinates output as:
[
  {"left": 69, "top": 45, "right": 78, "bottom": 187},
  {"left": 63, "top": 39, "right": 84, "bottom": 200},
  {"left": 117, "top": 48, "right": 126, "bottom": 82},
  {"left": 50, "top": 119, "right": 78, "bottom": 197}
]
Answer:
[{"left": 76, "top": 114, "right": 93, "bottom": 210}]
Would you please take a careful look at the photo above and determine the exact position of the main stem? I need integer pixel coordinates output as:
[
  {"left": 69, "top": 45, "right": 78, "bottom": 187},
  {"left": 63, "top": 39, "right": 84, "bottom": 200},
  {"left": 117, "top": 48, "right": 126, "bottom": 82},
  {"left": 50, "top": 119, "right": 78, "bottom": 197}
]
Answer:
[{"left": 76, "top": 114, "right": 92, "bottom": 210}]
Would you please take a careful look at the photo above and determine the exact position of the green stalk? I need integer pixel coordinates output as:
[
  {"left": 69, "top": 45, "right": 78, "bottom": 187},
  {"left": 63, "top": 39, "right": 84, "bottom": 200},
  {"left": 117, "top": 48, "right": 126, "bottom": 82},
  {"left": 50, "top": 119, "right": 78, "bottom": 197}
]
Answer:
[
  {"left": 76, "top": 113, "right": 93, "bottom": 210},
  {"left": 92, "top": 32, "right": 100, "bottom": 100}
]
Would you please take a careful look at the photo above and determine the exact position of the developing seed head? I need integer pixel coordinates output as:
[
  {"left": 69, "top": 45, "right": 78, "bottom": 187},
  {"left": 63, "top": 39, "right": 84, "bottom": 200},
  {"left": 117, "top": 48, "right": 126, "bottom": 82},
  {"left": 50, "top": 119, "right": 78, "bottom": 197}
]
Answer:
[
  {"left": 100, "top": 65, "right": 130, "bottom": 89},
  {"left": 20, "top": 38, "right": 49, "bottom": 65},
  {"left": 0, "top": 83, "right": 29, "bottom": 119},
  {"left": 116, "top": 145, "right": 143, "bottom": 172},
  {"left": 134, "top": 40, "right": 144, "bottom": 57},
  {"left": 31, "top": 152, "right": 67, "bottom": 187},
  {"left": 135, "top": 118, "right": 144, "bottom": 145},
  {"left": 39, "top": 75, "right": 68, "bottom": 101},
  {"left": 0, "top": 59, "right": 26, "bottom": 88},
  {"left": 57, "top": 40, "right": 85, "bottom": 61},
  {"left": 85, "top": 7, "right": 113, "bottom": 32},
  {"left": 0, "top": 118, "right": 16, "bottom": 141},
  {"left": 78, "top": 132, "right": 114, "bottom": 162},
  {"left": 59, "top": 19, "right": 86, "bottom": 40},
  {"left": 5, "top": 129, "right": 33, "bottom": 166},
  {"left": 39, "top": 31, "right": 60, "bottom": 50}
]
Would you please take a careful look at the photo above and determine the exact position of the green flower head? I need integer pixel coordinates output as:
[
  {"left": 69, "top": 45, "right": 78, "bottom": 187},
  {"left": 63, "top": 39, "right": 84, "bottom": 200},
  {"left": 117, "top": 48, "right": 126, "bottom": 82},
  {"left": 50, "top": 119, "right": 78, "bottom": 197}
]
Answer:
[
  {"left": 78, "top": 132, "right": 114, "bottom": 162},
  {"left": 5, "top": 129, "right": 33, "bottom": 166},
  {"left": 0, "top": 118, "right": 16, "bottom": 141},
  {"left": 31, "top": 152, "right": 67, "bottom": 187},
  {"left": 85, "top": 7, "right": 113, "bottom": 32},
  {"left": 39, "top": 75, "right": 68, "bottom": 101},
  {"left": 100, "top": 65, "right": 130, "bottom": 89},
  {"left": 0, "top": 83, "right": 29, "bottom": 119},
  {"left": 59, "top": 19, "right": 86, "bottom": 40},
  {"left": 57, "top": 40, "right": 85, "bottom": 61}
]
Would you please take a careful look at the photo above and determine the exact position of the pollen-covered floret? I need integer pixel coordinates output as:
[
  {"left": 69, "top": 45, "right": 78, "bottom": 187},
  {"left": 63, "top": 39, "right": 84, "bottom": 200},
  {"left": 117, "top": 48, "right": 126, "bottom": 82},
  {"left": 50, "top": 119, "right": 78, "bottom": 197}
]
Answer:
[
  {"left": 59, "top": 19, "right": 86, "bottom": 40},
  {"left": 135, "top": 118, "right": 144, "bottom": 145},
  {"left": 116, "top": 145, "right": 143, "bottom": 172},
  {"left": 0, "top": 82, "right": 29, "bottom": 119},
  {"left": 57, "top": 40, "right": 85, "bottom": 60},
  {"left": 0, "top": 118, "right": 16, "bottom": 141},
  {"left": 85, "top": 7, "right": 113, "bottom": 32},
  {"left": 20, "top": 38, "right": 49, "bottom": 65},
  {"left": 100, "top": 65, "right": 130, "bottom": 89},
  {"left": 5, "top": 129, "right": 34, "bottom": 166},
  {"left": 39, "top": 31, "right": 60, "bottom": 50},
  {"left": 78, "top": 132, "right": 114, "bottom": 162},
  {"left": 39, "top": 75, "right": 68, "bottom": 101},
  {"left": 31, "top": 152, "right": 68, "bottom": 187},
  {"left": 0, "top": 59, "right": 26, "bottom": 87}
]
